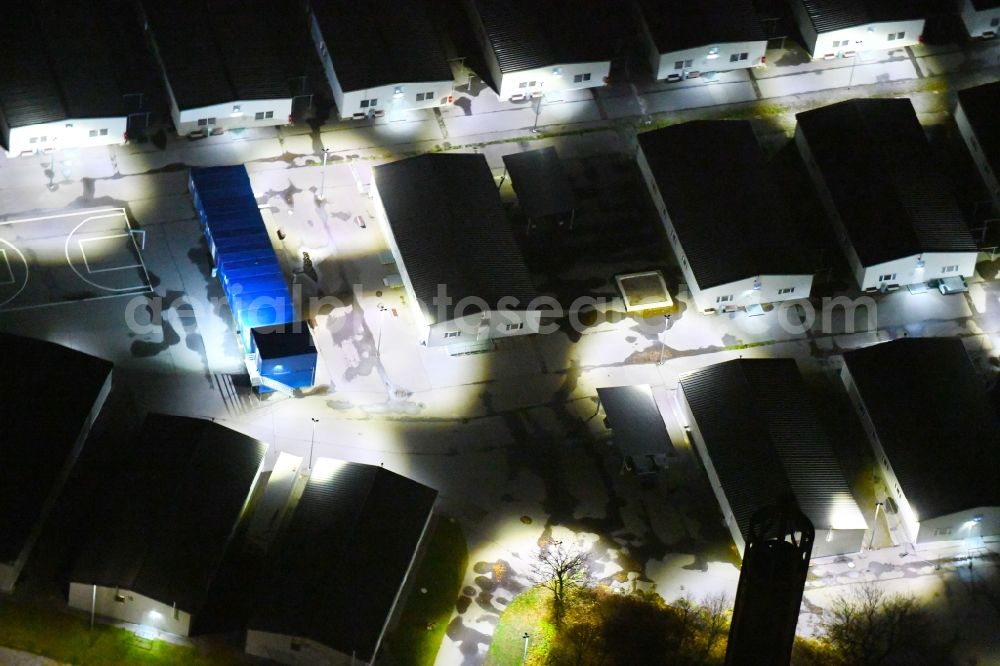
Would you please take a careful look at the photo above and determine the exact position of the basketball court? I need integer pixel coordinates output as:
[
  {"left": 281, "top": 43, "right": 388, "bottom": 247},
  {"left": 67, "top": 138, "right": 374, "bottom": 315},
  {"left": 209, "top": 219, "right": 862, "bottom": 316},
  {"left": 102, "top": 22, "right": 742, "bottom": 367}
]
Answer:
[{"left": 0, "top": 207, "right": 152, "bottom": 311}]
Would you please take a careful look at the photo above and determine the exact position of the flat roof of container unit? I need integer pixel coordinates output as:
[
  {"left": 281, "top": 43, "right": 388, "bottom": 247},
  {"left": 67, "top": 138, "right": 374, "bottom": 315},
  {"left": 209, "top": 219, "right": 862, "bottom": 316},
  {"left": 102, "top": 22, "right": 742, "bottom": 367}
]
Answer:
[
  {"left": 679, "top": 359, "right": 867, "bottom": 539},
  {"left": 251, "top": 323, "right": 316, "bottom": 360},
  {"left": 311, "top": 0, "right": 453, "bottom": 91},
  {"left": 0, "top": 3, "right": 126, "bottom": 138},
  {"left": 141, "top": 0, "right": 290, "bottom": 111},
  {"left": 842, "top": 338, "right": 1000, "bottom": 520},
  {"left": 796, "top": 0, "right": 924, "bottom": 34},
  {"left": 72, "top": 414, "right": 266, "bottom": 614},
  {"left": 597, "top": 385, "right": 674, "bottom": 461},
  {"left": 796, "top": 98, "right": 976, "bottom": 266},
  {"left": 0, "top": 334, "right": 112, "bottom": 565},
  {"left": 250, "top": 460, "right": 436, "bottom": 662},
  {"left": 958, "top": 81, "right": 1000, "bottom": 180},
  {"left": 502, "top": 147, "right": 576, "bottom": 219},
  {"left": 373, "top": 153, "right": 537, "bottom": 323},
  {"left": 638, "top": 0, "right": 766, "bottom": 53},
  {"left": 638, "top": 120, "right": 812, "bottom": 289},
  {"left": 468, "top": 0, "right": 618, "bottom": 74}
]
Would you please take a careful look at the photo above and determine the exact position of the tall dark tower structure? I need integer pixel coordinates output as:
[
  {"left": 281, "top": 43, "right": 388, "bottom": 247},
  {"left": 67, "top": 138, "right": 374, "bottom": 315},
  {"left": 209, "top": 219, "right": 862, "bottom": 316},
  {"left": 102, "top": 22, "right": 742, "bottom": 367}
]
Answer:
[{"left": 725, "top": 499, "right": 814, "bottom": 665}]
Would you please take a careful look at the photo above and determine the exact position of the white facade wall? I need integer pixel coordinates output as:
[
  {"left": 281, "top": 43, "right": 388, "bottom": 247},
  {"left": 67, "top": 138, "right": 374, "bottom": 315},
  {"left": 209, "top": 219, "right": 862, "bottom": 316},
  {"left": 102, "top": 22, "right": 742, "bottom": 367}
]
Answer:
[
  {"left": 843, "top": 365, "right": 1000, "bottom": 548},
  {"left": 684, "top": 272, "right": 814, "bottom": 315},
  {"left": 247, "top": 631, "right": 359, "bottom": 666},
  {"left": 68, "top": 583, "right": 193, "bottom": 636},
  {"left": 464, "top": 2, "right": 608, "bottom": 101},
  {"left": 796, "top": 127, "right": 976, "bottom": 290},
  {"left": 637, "top": 145, "right": 813, "bottom": 313},
  {"left": 678, "top": 388, "right": 747, "bottom": 557},
  {"left": 955, "top": 101, "right": 1000, "bottom": 211},
  {"left": 174, "top": 98, "right": 292, "bottom": 137},
  {"left": 424, "top": 309, "right": 542, "bottom": 348},
  {"left": 916, "top": 506, "right": 1000, "bottom": 544},
  {"left": 310, "top": 14, "right": 453, "bottom": 120},
  {"left": 372, "top": 182, "right": 541, "bottom": 347},
  {"left": 841, "top": 366, "right": 920, "bottom": 542},
  {"left": 6, "top": 116, "right": 127, "bottom": 156},
  {"left": 792, "top": 6, "right": 925, "bottom": 58},
  {"left": 653, "top": 40, "right": 767, "bottom": 80},
  {"left": 339, "top": 81, "right": 454, "bottom": 120},
  {"left": 495, "top": 61, "right": 610, "bottom": 101},
  {"left": 960, "top": 0, "right": 1000, "bottom": 38},
  {"left": 856, "top": 252, "right": 977, "bottom": 291}
]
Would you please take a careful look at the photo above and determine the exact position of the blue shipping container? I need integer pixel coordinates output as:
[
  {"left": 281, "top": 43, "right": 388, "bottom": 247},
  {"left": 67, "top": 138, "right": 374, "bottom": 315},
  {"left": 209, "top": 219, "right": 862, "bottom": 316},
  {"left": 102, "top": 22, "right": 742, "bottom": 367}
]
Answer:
[{"left": 190, "top": 166, "right": 317, "bottom": 392}]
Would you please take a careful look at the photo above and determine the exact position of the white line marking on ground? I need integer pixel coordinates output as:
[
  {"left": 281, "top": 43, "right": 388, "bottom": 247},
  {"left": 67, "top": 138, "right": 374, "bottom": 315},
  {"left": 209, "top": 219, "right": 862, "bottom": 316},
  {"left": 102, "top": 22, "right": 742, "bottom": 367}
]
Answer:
[
  {"left": 0, "top": 249, "right": 13, "bottom": 285},
  {"left": 0, "top": 239, "right": 28, "bottom": 308},
  {"left": 78, "top": 234, "right": 143, "bottom": 274},
  {"left": 0, "top": 207, "right": 124, "bottom": 226},
  {"left": 65, "top": 213, "right": 149, "bottom": 293}
]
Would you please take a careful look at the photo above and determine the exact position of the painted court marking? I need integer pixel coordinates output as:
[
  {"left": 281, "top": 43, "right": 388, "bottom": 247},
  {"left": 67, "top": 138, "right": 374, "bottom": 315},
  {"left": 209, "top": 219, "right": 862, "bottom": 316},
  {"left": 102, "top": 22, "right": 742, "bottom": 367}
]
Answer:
[
  {"left": 78, "top": 234, "right": 143, "bottom": 274},
  {"left": 64, "top": 211, "right": 151, "bottom": 293},
  {"left": 0, "top": 249, "right": 13, "bottom": 285},
  {"left": 0, "top": 207, "right": 152, "bottom": 311}
]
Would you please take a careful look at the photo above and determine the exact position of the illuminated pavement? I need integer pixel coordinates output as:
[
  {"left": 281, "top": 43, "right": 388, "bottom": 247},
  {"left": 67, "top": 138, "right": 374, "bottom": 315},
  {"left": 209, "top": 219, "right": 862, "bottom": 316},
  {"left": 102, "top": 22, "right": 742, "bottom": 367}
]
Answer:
[{"left": 1, "top": 37, "right": 1000, "bottom": 666}]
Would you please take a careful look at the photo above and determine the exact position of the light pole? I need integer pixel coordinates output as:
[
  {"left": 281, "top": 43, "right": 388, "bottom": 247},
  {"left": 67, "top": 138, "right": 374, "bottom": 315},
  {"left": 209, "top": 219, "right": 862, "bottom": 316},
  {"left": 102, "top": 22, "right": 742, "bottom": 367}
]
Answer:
[
  {"left": 319, "top": 149, "right": 330, "bottom": 200},
  {"left": 309, "top": 417, "right": 318, "bottom": 470},
  {"left": 657, "top": 314, "right": 671, "bottom": 366},
  {"left": 376, "top": 304, "right": 386, "bottom": 359},
  {"left": 867, "top": 501, "right": 883, "bottom": 550},
  {"left": 530, "top": 94, "right": 543, "bottom": 133},
  {"left": 521, "top": 632, "right": 530, "bottom": 664}
]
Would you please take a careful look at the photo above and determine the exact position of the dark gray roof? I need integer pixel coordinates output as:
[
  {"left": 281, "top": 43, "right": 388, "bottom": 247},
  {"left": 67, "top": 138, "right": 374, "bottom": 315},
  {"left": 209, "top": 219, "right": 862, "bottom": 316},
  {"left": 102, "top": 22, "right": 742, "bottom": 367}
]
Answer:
[
  {"left": 638, "top": 0, "right": 766, "bottom": 53},
  {"left": 638, "top": 120, "right": 812, "bottom": 289},
  {"left": 141, "top": 0, "right": 291, "bottom": 111},
  {"left": 796, "top": 0, "right": 924, "bottom": 33},
  {"left": 842, "top": 338, "right": 1000, "bottom": 519},
  {"left": 72, "top": 414, "right": 266, "bottom": 614},
  {"left": 250, "top": 460, "right": 436, "bottom": 661},
  {"left": 468, "top": 0, "right": 617, "bottom": 74},
  {"left": 502, "top": 147, "right": 576, "bottom": 220},
  {"left": 373, "top": 154, "right": 537, "bottom": 323},
  {"left": 958, "top": 81, "right": 1000, "bottom": 180},
  {"left": 0, "top": 335, "right": 112, "bottom": 566},
  {"left": 311, "top": 0, "right": 452, "bottom": 91},
  {"left": 0, "top": 3, "right": 127, "bottom": 140},
  {"left": 251, "top": 323, "right": 315, "bottom": 360},
  {"left": 597, "top": 386, "right": 674, "bottom": 463},
  {"left": 679, "top": 359, "right": 866, "bottom": 539},
  {"left": 797, "top": 98, "right": 976, "bottom": 266}
]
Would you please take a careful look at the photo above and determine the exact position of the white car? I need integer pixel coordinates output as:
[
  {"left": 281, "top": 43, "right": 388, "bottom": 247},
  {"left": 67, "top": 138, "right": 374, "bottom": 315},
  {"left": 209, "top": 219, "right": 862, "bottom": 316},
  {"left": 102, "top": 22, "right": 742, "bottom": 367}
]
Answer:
[{"left": 932, "top": 276, "right": 968, "bottom": 294}]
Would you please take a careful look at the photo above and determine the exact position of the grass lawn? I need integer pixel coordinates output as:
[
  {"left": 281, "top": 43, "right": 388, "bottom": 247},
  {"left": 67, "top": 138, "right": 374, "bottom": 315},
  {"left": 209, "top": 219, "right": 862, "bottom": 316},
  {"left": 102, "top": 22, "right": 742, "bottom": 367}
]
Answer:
[
  {"left": 0, "top": 598, "right": 251, "bottom": 665},
  {"left": 485, "top": 586, "right": 556, "bottom": 666},
  {"left": 381, "top": 516, "right": 469, "bottom": 666}
]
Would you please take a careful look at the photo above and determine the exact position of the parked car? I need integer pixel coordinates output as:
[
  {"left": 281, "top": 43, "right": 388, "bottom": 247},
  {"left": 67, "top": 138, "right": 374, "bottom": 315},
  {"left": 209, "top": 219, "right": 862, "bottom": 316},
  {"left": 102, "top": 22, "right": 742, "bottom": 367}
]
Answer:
[{"left": 930, "top": 276, "right": 968, "bottom": 294}]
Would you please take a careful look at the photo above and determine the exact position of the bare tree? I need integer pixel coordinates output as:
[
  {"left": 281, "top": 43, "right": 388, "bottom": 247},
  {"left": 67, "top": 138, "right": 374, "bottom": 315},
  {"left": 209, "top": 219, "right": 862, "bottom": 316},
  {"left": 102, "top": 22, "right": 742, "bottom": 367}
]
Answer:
[
  {"left": 669, "top": 592, "right": 730, "bottom": 664},
  {"left": 696, "top": 592, "right": 730, "bottom": 664},
  {"left": 531, "top": 539, "right": 590, "bottom": 624},
  {"left": 821, "top": 582, "right": 933, "bottom": 666}
]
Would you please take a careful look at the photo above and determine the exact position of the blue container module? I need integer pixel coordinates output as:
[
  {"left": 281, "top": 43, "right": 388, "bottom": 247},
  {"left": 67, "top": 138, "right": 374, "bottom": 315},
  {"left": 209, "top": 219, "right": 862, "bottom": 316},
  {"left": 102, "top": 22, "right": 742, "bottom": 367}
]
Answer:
[{"left": 189, "top": 166, "right": 317, "bottom": 393}]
